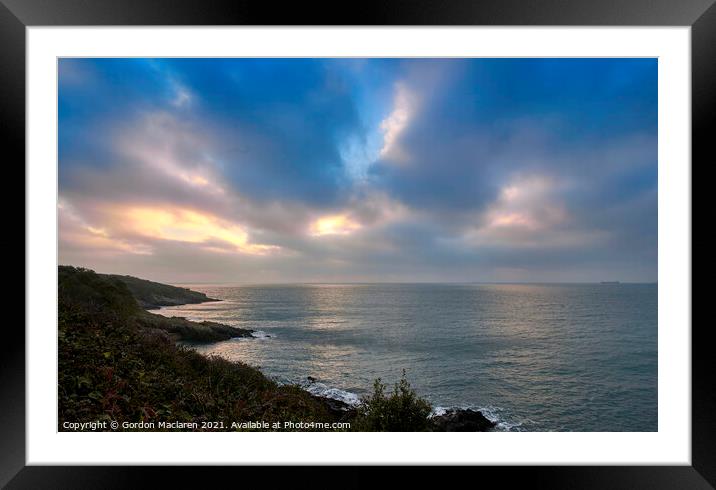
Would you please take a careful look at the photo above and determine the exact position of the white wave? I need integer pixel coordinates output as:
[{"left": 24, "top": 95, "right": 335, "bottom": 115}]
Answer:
[
  {"left": 430, "top": 406, "right": 451, "bottom": 417},
  {"left": 301, "top": 380, "right": 361, "bottom": 407},
  {"left": 479, "top": 406, "right": 525, "bottom": 431},
  {"left": 250, "top": 330, "right": 273, "bottom": 340}
]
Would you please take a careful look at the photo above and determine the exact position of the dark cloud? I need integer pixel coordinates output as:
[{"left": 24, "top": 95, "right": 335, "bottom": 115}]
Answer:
[{"left": 372, "top": 59, "right": 657, "bottom": 213}]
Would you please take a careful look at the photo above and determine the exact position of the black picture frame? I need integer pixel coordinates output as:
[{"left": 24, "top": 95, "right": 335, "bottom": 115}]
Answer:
[{"left": 3, "top": 0, "right": 710, "bottom": 487}]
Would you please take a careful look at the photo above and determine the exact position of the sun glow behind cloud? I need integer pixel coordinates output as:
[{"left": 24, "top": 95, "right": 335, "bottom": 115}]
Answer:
[
  {"left": 121, "top": 206, "right": 278, "bottom": 255},
  {"left": 309, "top": 214, "right": 362, "bottom": 237},
  {"left": 60, "top": 199, "right": 279, "bottom": 257},
  {"left": 59, "top": 201, "right": 153, "bottom": 255}
]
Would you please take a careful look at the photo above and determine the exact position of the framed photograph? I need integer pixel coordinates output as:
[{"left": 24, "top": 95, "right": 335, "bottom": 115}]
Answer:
[{"left": 6, "top": 0, "right": 710, "bottom": 486}]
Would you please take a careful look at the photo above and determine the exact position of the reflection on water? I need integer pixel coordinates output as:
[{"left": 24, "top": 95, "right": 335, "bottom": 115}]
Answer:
[{"left": 161, "top": 283, "right": 657, "bottom": 431}]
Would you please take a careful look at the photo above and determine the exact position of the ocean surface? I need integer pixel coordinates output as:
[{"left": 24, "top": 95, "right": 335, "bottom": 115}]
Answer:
[{"left": 156, "top": 283, "right": 657, "bottom": 431}]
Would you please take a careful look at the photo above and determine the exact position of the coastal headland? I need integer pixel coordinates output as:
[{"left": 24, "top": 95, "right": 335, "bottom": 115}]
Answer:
[{"left": 58, "top": 265, "right": 495, "bottom": 432}]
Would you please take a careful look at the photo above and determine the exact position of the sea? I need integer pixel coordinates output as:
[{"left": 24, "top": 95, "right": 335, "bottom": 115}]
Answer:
[{"left": 155, "top": 283, "right": 657, "bottom": 431}]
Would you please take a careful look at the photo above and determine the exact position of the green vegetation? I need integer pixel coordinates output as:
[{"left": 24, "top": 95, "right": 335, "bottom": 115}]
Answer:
[
  {"left": 102, "top": 272, "right": 218, "bottom": 309},
  {"left": 353, "top": 371, "right": 433, "bottom": 431},
  {"left": 59, "top": 266, "right": 139, "bottom": 318},
  {"left": 59, "top": 266, "right": 252, "bottom": 342},
  {"left": 59, "top": 266, "right": 343, "bottom": 430}
]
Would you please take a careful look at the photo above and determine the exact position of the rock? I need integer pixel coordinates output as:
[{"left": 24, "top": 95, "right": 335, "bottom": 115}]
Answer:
[
  {"left": 135, "top": 311, "right": 254, "bottom": 342},
  {"left": 201, "top": 321, "right": 254, "bottom": 339},
  {"left": 309, "top": 394, "right": 356, "bottom": 422},
  {"left": 431, "top": 409, "right": 496, "bottom": 432},
  {"left": 306, "top": 376, "right": 317, "bottom": 383}
]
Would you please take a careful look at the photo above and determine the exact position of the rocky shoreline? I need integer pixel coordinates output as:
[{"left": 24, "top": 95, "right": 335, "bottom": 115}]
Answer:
[
  {"left": 136, "top": 310, "right": 254, "bottom": 342},
  {"left": 60, "top": 267, "right": 496, "bottom": 432},
  {"left": 306, "top": 390, "right": 495, "bottom": 431},
  {"left": 431, "top": 408, "right": 496, "bottom": 432},
  {"left": 154, "top": 299, "right": 498, "bottom": 431}
]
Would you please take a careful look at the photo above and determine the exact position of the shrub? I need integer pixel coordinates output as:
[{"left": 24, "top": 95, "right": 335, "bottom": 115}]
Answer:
[
  {"left": 57, "top": 266, "right": 339, "bottom": 430},
  {"left": 353, "top": 370, "right": 433, "bottom": 431},
  {"left": 58, "top": 266, "right": 139, "bottom": 319}
]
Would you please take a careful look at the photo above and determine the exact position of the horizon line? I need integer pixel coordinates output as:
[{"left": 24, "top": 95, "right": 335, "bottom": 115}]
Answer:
[{"left": 169, "top": 280, "right": 658, "bottom": 286}]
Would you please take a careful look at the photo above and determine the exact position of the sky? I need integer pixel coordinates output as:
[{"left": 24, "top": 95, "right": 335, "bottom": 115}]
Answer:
[{"left": 58, "top": 58, "right": 657, "bottom": 283}]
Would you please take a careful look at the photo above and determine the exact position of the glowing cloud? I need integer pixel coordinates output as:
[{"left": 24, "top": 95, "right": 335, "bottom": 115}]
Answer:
[
  {"left": 461, "top": 175, "right": 590, "bottom": 249},
  {"left": 58, "top": 201, "right": 152, "bottom": 255},
  {"left": 120, "top": 206, "right": 278, "bottom": 255},
  {"left": 310, "top": 214, "right": 362, "bottom": 237},
  {"left": 486, "top": 176, "right": 567, "bottom": 230},
  {"left": 379, "top": 82, "right": 416, "bottom": 162}
]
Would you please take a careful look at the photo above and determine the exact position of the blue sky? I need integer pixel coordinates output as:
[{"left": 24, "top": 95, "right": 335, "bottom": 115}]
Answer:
[{"left": 58, "top": 58, "right": 657, "bottom": 283}]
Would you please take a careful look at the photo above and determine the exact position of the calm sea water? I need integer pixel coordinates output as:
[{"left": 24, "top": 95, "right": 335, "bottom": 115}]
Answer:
[{"left": 156, "top": 283, "right": 657, "bottom": 431}]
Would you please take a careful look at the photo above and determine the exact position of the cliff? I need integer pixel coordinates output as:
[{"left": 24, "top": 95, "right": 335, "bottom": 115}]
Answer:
[
  {"left": 101, "top": 273, "right": 219, "bottom": 310},
  {"left": 59, "top": 266, "right": 251, "bottom": 342}
]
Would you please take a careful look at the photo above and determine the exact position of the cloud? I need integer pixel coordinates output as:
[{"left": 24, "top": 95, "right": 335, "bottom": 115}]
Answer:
[
  {"left": 58, "top": 58, "right": 658, "bottom": 283},
  {"left": 309, "top": 214, "right": 362, "bottom": 237},
  {"left": 118, "top": 206, "right": 279, "bottom": 255},
  {"left": 59, "top": 200, "right": 152, "bottom": 256},
  {"left": 455, "top": 173, "right": 614, "bottom": 251},
  {"left": 379, "top": 82, "right": 418, "bottom": 163}
]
